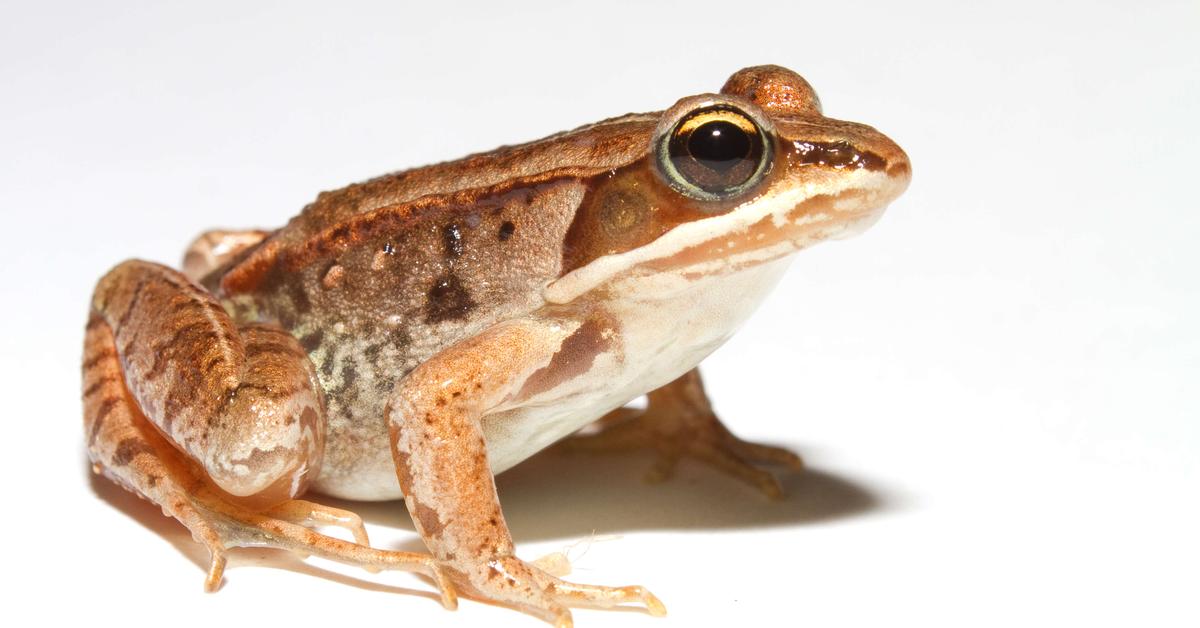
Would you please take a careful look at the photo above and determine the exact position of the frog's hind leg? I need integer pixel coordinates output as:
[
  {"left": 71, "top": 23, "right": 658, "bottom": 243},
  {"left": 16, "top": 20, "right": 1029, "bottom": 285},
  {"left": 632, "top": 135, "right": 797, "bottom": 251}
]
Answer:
[
  {"left": 80, "top": 369, "right": 450, "bottom": 601},
  {"left": 562, "top": 368, "right": 804, "bottom": 499},
  {"left": 83, "top": 260, "right": 455, "bottom": 607},
  {"left": 181, "top": 229, "right": 271, "bottom": 283}
]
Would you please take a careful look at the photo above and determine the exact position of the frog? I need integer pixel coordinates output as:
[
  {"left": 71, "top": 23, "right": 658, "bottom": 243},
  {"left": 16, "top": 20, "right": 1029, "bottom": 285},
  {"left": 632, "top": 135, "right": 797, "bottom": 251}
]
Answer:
[{"left": 81, "top": 65, "right": 910, "bottom": 626}]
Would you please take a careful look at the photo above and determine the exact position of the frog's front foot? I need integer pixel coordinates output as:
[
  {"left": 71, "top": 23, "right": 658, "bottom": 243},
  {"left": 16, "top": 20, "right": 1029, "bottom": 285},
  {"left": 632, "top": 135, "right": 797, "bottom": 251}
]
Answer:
[
  {"left": 564, "top": 368, "right": 804, "bottom": 499},
  {"left": 445, "top": 554, "right": 665, "bottom": 627}
]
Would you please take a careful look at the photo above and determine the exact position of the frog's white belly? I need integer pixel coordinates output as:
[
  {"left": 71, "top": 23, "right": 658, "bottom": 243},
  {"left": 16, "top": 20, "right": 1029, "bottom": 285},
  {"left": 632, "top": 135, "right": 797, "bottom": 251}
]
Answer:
[{"left": 483, "top": 255, "right": 793, "bottom": 474}]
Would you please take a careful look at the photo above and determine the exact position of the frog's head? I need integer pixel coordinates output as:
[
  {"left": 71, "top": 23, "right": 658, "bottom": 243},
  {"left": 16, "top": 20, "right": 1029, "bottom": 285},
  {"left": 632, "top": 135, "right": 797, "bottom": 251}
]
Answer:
[{"left": 546, "top": 65, "right": 910, "bottom": 304}]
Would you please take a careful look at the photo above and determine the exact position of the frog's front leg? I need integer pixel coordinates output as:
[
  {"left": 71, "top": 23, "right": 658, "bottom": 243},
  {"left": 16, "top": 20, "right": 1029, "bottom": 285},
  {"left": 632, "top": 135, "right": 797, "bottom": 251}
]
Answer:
[
  {"left": 84, "top": 260, "right": 454, "bottom": 605},
  {"left": 388, "top": 319, "right": 666, "bottom": 627},
  {"left": 564, "top": 368, "right": 804, "bottom": 499}
]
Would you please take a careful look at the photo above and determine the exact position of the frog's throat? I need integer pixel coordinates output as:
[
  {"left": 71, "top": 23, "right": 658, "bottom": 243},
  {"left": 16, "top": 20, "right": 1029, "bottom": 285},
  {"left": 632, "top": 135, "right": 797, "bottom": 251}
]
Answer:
[{"left": 543, "top": 169, "right": 903, "bottom": 305}]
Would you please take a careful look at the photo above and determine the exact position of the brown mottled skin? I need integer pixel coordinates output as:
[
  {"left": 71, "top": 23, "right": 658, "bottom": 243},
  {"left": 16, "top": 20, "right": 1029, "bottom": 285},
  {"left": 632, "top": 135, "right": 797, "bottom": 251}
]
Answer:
[{"left": 83, "top": 66, "right": 910, "bottom": 626}]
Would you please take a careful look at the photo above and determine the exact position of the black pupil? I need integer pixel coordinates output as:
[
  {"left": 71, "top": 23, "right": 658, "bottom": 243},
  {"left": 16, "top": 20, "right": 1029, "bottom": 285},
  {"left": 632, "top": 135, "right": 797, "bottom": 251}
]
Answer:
[{"left": 687, "top": 120, "right": 751, "bottom": 173}]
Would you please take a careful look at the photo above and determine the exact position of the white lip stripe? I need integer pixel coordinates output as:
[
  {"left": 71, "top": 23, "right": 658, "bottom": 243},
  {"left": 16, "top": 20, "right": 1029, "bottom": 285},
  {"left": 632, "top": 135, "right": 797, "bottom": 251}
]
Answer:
[{"left": 544, "top": 169, "right": 898, "bottom": 304}]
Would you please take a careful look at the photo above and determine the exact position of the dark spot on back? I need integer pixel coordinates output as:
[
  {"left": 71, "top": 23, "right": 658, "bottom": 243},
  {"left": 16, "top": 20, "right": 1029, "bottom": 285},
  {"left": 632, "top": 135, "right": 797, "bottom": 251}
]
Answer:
[
  {"left": 319, "top": 353, "right": 336, "bottom": 378},
  {"left": 498, "top": 221, "right": 515, "bottom": 241},
  {"left": 340, "top": 363, "right": 358, "bottom": 389},
  {"left": 442, "top": 223, "right": 464, "bottom": 259},
  {"left": 286, "top": 275, "right": 312, "bottom": 315},
  {"left": 391, "top": 326, "right": 411, "bottom": 347},
  {"left": 299, "top": 329, "right": 324, "bottom": 353},
  {"left": 425, "top": 274, "right": 476, "bottom": 323}
]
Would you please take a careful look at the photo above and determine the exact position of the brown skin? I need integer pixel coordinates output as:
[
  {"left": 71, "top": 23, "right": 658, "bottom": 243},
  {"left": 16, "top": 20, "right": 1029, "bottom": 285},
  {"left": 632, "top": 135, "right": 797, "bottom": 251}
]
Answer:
[{"left": 83, "top": 65, "right": 910, "bottom": 626}]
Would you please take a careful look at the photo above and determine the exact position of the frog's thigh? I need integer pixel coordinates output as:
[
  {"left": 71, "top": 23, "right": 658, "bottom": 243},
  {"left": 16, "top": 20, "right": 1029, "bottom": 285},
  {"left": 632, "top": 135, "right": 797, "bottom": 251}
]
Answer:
[
  {"left": 91, "top": 259, "right": 322, "bottom": 501},
  {"left": 387, "top": 319, "right": 664, "bottom": 625},
  {"left": 85, "top": 260, "right": 454, "bottom": 603}
]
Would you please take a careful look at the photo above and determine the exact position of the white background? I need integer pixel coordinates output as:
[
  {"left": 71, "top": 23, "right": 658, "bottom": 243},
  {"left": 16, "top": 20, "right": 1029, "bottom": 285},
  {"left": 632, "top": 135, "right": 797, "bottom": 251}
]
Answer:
[{"left": 2, "top": 1, "right": 1197, "bottom": 626}]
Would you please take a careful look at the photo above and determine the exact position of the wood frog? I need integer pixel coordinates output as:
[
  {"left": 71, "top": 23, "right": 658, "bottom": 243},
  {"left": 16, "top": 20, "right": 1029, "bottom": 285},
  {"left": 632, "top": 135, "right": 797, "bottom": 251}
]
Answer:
[{"left": 82, "top": 65, "right": 910, "bottom": 626}]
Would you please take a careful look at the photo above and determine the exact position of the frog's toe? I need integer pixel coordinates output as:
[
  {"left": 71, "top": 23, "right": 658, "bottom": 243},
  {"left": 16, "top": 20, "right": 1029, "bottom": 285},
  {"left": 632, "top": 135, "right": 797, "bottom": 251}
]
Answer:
[
  {"left": 684, "top": 422, "right": 806, "bottom": 498},
  {"left": 186, "top": 489, "right": 459, "bottom": 607},
  {"left": 726, "top": 437, "right": 806, "bottom": 471},
  {"left": 689, "top": 437, "right": 790, "bottom": 499},
  {"left": 261, "top": 499, "right": 378, "bottom": 570},
  {"left": 446, "top": 555, "right": 663, "bottom": 625},
  {"left": 549, "top": 579, "right": 667, "bottom": 617}
]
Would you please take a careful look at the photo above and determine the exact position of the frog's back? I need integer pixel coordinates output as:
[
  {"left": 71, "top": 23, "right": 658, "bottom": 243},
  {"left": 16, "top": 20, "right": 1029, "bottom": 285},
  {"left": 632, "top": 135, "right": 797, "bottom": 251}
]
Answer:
[
  {"left": 215, "top": 110, "right": 660, "bottom": 356},
  {"left": 228, "top": 112, "right": 657, "bottom": 283}
]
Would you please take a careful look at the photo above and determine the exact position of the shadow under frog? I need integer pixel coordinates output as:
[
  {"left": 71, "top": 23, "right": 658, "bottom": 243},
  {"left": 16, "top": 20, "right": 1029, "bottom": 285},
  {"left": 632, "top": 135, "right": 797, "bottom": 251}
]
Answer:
[{"left": 88, "top": 442, "right": 886, "bottom": 589}]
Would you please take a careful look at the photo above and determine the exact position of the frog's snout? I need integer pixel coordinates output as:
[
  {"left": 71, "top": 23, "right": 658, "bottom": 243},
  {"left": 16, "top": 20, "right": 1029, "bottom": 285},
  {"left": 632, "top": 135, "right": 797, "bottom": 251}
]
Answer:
[
  {"left": 873, "top": 130, "right": 912, "bottom": 194},
  {"left": 832, "top": 120, "right": 911, "bottom": 194},
  {"left": 872, "top": 130, "right": 912, "bottom": 207},
  {"left": 773, "top": 120, "right": 911, "bottom": 243},
  {"left": 835, "top": 128, "right": 910, "bottom": 240},
  {"left": 822, "top": 121, "right": 912, "bottom": 208}
]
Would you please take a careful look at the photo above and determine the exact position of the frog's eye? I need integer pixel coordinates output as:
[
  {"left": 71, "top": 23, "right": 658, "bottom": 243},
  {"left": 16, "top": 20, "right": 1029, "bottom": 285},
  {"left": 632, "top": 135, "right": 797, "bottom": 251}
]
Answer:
[{"left": 657, "top": 105, "right": 771, "bottom": 201}]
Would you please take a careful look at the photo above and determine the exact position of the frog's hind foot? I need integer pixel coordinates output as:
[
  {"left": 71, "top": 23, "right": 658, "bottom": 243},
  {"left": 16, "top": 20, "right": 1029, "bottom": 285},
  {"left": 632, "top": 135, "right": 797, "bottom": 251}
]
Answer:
[
  {"left": 562, "top": 368, "right": 803, "bottom": 499},
  {"left": 89, "top": 421, "right": 456, "bottom": 606},
  {"left": 82, "top": 314, "right": 457, "bottom": 610},
  {"left": 189, "top": 489, "right": 450, "bottom": 597},
  {"left": 262, "top": 499, "right": 372, "bottom": 548},
  {"left": 449, "top": 555, "right": 665, "bottom": 627}
]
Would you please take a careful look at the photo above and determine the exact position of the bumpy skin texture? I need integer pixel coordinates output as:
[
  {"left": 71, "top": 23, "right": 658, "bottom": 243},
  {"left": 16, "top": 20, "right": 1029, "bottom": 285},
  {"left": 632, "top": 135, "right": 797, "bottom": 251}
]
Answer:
[{"left": 83, "top": 65, "right": 910, "bottom": 626}]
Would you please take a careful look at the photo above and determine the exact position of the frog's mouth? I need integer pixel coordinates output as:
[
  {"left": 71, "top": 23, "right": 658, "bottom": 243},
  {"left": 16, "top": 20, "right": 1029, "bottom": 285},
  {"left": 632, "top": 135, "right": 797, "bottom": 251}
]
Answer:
[{"left": 544, "top": 168, "right": 908, "bottom": 304}]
